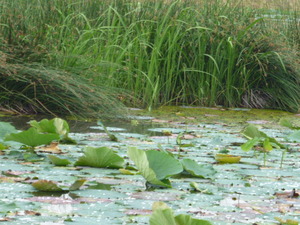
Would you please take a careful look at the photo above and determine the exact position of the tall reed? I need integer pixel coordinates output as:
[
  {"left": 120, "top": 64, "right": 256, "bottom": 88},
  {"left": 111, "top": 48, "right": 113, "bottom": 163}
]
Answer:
[{"left": 0, "top": 0, "right": 299, "bottom": 113}]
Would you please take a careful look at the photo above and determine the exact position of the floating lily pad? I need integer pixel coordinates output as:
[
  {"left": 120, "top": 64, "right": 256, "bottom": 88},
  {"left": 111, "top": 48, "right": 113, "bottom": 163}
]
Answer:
[
  {"left": 150, "top": 201, "right": 212, "bottom": 225},
  {"left": 181, "top": 158, "right": 216, "bottom": 178},
  {"left": 75, "top": 146, "right": 124, "bottom": 169},
  {"left": 48, "top": 155, "right": 72, "bottom": 166},
  {"left": 32, "top": 180, "right": 63, "bottom": 192},
  {"left": 215, "top": 154, "right": 242, "bottom": 163}
]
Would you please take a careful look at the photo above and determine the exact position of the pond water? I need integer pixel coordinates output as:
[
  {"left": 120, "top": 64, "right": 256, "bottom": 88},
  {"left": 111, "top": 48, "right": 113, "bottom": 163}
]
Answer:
[{"left": 0, "top": 107, "right": 299, "bottom": 225}]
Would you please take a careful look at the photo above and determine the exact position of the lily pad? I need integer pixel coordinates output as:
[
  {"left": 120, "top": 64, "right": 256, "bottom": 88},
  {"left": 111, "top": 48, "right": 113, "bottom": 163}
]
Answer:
[
  {"left": 181, "top": 158, "right": 216, "bottom": 178},
  {"left": 30, "top": 118, "right": 76, "bottom": 144},
  {"left": 146, "top": 150, "right": 183, "bottom": 180},
  {"left": 48, "top": 155, "right": 72, "bottom": 166},
  {"left": 30, "top": 118, "right": 69, "bottom": 136},
  {"left": 215, "top": 154, "right": 242, "bottom": 163},
  {"left": 74, "top": 147, "right": 124, "bottom": 169},
  {"left": 32, "top": 180, "right": 63, "bottom": 192},
  {"left": 242, "top": 125, "right": 284, "bottom": 148},
  {"left": 150, "top": 201, "right": 212, "bottom": 225},
  {"left": 4, "top": 127, "right": 59, "bottom": 147},
  {"left": 128, "top": 147, "right": 183, "bottom": 188}
]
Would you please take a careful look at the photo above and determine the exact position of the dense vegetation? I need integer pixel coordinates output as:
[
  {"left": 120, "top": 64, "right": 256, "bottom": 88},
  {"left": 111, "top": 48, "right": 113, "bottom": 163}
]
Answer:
[{"left": 0, "top": 0, "right": 299, "bottom": 117}]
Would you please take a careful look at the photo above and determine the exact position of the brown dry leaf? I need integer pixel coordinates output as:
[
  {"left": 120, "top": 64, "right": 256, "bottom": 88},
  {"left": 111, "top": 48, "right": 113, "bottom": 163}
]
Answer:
[
  {"left": 0, "top": 217, "right": 12, "bottom": 222},
  {"left": 275, "top": 189, "right": 299, "bottom": 199},
  {"left": 24, "top": 210, "right": 41, "bottom": 216},
  {"left": 36, "top": 142, "right": 61, "bottom": 153},
  {"left": 0, "top": 176, "right": 28, "bottom": 183},
  {"left": 2, "top": 170, "right": 33, "bottom": 176}
]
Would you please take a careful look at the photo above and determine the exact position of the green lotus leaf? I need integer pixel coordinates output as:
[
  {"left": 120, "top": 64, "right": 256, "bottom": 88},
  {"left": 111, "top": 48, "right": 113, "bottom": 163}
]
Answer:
[
  {"left": 175, "top": 214, "right": 213, "bottom": 225},
  {"left": 241, "top": 137, "right": 260, "bottom": 151},
  {"left": 30, "top": 118, "right": 69, "bottom": 136},
  {"left": 32, "top": 180, "right": 63, "bottom": 192},
  {"left": 146, "top": 150, "right": 183, "bottom": 180},
  {"left": 75, "top": 146, "right": 124, "bottom": 169},
  {"left": 127, "top": 147, "right": 175, "bottom": 188},
  {"left": 181, "top": 158, "right": 216, "bottom": 179},
  {"left": 150, "top": 201, "right": 213, "bottom": 225},
  {"left": 0, "top": 121, "right": 17, "bottom": 139},
  {"left": 69, "top": 179, "right": 86, "bottom": 191},
  {"left": 29, "top": 118, "right": 76, "bottom": 144},
  {"left": 242, "top": 125, "right": 284, "bottom": 148},
  {"left": 48, "top": 155, "right": 72, "bottom": 166},
  {"left": 4, "top": 127, "right": 59, "bottom": 147}
]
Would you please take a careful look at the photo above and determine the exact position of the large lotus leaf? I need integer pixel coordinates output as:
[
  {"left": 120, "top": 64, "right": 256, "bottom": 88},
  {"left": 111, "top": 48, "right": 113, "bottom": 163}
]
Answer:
[
  {"left": 150, "top": 202, "right": 212, "bottom": 225},
  {"left": 150, "top": 202, "right": 176, "bottom": 225},
  {"left": 32, "top": 180, "right": 63, "bottom": 192},
  {"left": 242, "top": 125, "right": 284, "bottom": 148},
  {"left": 242, "top": 124, "right": 264, "bottom": 139},
  {"left": 146, "top": 150, "right": 183, "bottom": 180},
  {"left": 74, "top": 147, "right": 124, "bottom": 169},
  {"left": 127, "top": 147, "right": 172, "bottom": 187},
  {"left": 175, "top": 214, "right": 213, "bottom": 225},
  {"left": 150, "top": 208, "right": 176, "bottom": 225},
  {"left": 0, "top": 122, "right": 17, "bottom": 139},
  {"left": 30, "top": 118, "right": 69, "bottom": 136},
  {"left": 48, "top": 155, "right": 72, "bottom": 166},
  {"left": 181, "top": 159, "right": 216, "bottom": 179},
  {"left": 4, "top": 127, "right": 60, "bottom": 147}
]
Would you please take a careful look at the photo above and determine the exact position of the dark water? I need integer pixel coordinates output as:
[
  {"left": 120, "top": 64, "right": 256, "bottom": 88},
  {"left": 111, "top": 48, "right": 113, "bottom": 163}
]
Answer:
[{"left": 0, "top": 114, "right": 160, "bottom": 135}]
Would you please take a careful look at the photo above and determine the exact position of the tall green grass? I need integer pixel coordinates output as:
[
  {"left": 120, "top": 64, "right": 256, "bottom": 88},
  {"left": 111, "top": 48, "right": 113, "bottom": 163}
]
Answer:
[{"left": 0, "top": 0, "right": 299, "bottom": 114}]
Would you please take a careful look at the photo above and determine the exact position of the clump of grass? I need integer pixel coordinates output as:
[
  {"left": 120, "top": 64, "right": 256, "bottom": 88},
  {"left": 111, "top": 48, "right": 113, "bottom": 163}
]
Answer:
[{"left": 0, "top": 51, "right": 128, "bottom": 118}]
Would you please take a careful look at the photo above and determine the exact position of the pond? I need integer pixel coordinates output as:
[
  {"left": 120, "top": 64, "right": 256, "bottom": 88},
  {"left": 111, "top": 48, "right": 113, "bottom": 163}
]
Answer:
[{"left": 0, "top": 107, "right": 299, "bottom": 224}]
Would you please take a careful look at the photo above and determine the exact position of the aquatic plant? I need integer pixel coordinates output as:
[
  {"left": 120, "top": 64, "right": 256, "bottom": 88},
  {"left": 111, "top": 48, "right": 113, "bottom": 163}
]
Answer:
[
  {"left": 75, "top": 146, "right": 124, "bottom": 169},
  {"left": 29, "top": 118, "right": 76, "bottom": 144},
  {"left": 0, "top": 56, "right": 128, "bottom": 118},
  {"left": 5, "top": 127, "right": 59, "bottom": 148},
  {"left": 0, "top": 0, "right": 299, "bottom": 114},
  {"left": 150, "top": 201, "right": 212, "bottom": 225},
  {"left": 128, "top": 147, "right": 183, "bottom": 188},
  {"left": 32, "top": 179, "right": 86, "bottom": 192},
  {"left": 241, "top": 124, "right": 285, "bottom": 166}
]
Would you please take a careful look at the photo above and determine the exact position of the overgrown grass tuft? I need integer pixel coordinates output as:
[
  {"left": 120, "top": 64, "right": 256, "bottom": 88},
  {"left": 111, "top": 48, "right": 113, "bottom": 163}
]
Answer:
[
  {"left": 0, "top": 0, "right": 299, "bottom": 114},
  {"left": 0, "top": 52, "right": 127, "bottom": 118}
]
